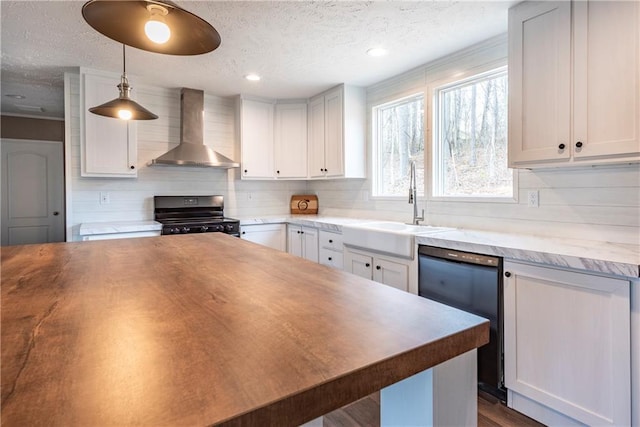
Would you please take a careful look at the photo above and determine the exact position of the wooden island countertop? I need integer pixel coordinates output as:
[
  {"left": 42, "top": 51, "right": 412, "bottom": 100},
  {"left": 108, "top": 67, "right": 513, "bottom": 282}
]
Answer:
[{"left": 1, "top": 233, "right": 488, "bottom": 426}]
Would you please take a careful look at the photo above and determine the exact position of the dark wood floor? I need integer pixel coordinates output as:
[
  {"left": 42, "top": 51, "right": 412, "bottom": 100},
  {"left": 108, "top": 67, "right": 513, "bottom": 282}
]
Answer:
[{"left": 323, "top": 391, "right": 544, "bottom": 427}]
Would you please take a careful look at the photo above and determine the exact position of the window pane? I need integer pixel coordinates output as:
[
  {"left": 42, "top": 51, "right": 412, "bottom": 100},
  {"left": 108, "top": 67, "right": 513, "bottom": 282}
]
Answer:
[
  {"left": 436, "top": 70, "right": 512, "bottom": 197},
  {"left": 374, "top": 95, "right": 424, "bottom": 197}
]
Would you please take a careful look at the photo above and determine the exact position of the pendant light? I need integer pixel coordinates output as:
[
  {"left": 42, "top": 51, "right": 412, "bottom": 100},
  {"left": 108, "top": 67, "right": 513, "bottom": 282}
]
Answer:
[
  {"left": 89, "top": 45, "right": 158, "bottom": 121},
  {"left": 82, "top": 0, "right": 221, "bottom": 56}
]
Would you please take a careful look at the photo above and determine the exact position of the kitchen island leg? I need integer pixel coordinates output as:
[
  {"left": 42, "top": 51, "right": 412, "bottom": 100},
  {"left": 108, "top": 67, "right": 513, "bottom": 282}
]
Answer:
[{"left": 381, "top": 349, "right": 478, "bottom": 426}]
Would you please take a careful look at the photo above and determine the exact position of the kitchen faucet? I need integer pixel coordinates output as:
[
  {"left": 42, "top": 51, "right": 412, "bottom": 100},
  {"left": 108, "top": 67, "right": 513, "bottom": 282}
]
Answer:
[{"left": 409, "top": 160, "right": 425, "bottom": 225}]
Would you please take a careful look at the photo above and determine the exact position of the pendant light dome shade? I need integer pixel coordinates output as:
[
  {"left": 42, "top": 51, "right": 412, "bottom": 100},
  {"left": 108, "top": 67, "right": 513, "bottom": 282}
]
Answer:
[
  {"left": 89, "top": 45, "right": 158, "bottom": 121},
  {"left": 89, "top": 83, "right": 158, "bottom": 120},
  {"left": 82, "top": 0, "right": 221, "bottom": 55}
]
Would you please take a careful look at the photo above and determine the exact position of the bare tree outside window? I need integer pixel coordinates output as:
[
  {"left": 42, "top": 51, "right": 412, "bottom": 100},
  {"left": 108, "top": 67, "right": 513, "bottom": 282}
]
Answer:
[
  {"left": 373, "top": 94, "right": 424, "bottom": 197},
  {"left": 434, "top": 68, "right": 513, "bottom": 198}
]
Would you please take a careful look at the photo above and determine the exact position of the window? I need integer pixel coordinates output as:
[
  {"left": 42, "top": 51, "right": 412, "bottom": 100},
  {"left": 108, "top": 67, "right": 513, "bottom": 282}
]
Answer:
[
  {"left": 372, "top": 94, "right": 424, "bottom": 197},
  {"left": 432, "top": 67, "right": 514, "bottom": 199}
]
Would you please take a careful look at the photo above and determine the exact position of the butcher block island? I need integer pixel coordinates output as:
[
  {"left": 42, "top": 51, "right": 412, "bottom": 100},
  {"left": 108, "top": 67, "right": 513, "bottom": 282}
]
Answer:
[{"left": 1, "top": 234, "right": 488, "bottom": 426}]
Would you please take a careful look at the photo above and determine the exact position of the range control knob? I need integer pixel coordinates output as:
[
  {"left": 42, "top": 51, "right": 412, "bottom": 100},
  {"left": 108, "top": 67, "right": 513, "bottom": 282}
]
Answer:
[
  {"left": 181, "top": 227, "right": 190, "bottom": 234},
  {"left": 215, "top": 225, "right": 224, "bottom": 232},
  {"left": 225, "top": 224, "right": 235, "bottom": 232},
  {"left": 201, "top": 226, "right": 209, "bottom": 232},
  {"left": 171, "top": 228, "right": 181, "bottom": 234}
]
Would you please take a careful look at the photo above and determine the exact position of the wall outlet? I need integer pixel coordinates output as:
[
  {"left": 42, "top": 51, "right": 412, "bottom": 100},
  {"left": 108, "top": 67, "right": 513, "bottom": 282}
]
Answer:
[
  {"left": 527, "top": 190, "right": 539, "bottom": 208},
  {"left": 100, "top": 192, "right": 110, "bottom": 205}
]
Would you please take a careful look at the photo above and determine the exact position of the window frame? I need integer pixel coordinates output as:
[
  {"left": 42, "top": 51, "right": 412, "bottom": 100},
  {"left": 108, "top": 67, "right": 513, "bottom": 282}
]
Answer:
[
  {"left": 426, "top": 62, "right": 518, "bottom": 204},
  {"left": 371, "top": 92, "right": 426, "bottom": 200}
]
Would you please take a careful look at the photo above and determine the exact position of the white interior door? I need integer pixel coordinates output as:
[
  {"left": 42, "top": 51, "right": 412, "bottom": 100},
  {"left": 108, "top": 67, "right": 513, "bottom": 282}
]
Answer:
[{"left": 1, "top": 139, "right": 65, "bottom": 246}]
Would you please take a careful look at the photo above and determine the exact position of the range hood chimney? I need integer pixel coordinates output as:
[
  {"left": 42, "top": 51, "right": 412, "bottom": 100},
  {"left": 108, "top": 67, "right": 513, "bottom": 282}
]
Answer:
[{"left": 149, "top": 88, "right": 239, "bottom": 168}]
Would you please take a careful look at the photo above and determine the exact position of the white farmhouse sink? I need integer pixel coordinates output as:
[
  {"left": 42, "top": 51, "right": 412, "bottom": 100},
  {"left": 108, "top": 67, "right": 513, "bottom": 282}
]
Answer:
[{"left": 342, "top": 221, "right": 452, "bottom": 259}]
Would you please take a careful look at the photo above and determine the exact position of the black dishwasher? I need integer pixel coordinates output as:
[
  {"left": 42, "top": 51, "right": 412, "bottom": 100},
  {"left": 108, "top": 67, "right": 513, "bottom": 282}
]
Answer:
[{"left": 418, "top": 245, "right": 506, "bottom": 401}]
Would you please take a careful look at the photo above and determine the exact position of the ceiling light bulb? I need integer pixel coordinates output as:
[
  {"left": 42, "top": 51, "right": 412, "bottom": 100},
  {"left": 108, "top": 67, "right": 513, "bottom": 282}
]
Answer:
[
  {"left": 367, "top": 47, "right": 388, "bottom": 57},
  {"left": 118, "top": 109, "right": 132, "bottom": 120},
  {"left": 145, "top": 4, "right": 171, "bottom": 44},
  {"left": 245, "top": 74, "right": 261, "bottom": 81},
  {"left": 145, "top": 19, "right": 170, "bottom": 44}
]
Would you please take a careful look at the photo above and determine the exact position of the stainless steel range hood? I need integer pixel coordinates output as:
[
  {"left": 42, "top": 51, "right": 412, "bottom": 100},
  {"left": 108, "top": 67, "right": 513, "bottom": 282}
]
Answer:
[{"left": 149, "top": 88, "right": 239, "bottom": 168}]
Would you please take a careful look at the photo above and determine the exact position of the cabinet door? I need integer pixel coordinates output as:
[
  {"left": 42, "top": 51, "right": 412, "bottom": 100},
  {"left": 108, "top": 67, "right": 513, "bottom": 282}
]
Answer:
[
  {"left": 573, "top": 1, "right": 640, "bottom": 160},
  {"left": 373, "top": 258, "right": 409, "bottom": 292},
  {"left": 308, "top": 96, "right": 326, "bottom": 178},
  {"left": 301, "top": 226, "right": 319, "bottom": 263},
  {"left": 324, "top": 88, "right": 344, "bottom": 177},
  {"left": 240, "top": 98, "right": 274, "bottom": 179},
  {"left": 275, "top": 103, "right": 307, "bottom": 178},
  {"left": 81, "top": 72, "right": 137, "bottom": 177},
  {"left": 508, "top": 1, "right": 572, "bottom": 165},
  {"left": 287, "top": 226, "right": 302, "bottom": 257},
  {"left": 504, "top": 261, "right": 630, "bottom": 426},
  {"left": 241, "top": 224, "right": 286, "bottom": 251},
  {"left": 345, "top": 250, "right": 373, "bottom": 280}
]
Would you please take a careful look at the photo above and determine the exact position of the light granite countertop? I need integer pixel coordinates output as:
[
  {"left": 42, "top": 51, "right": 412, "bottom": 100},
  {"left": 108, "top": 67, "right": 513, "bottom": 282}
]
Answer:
[
  {"left": 79, "top": 220, "right": 162, "bottom": 236},
  {"left": 82, "top": 216, "right": 639, "bottom": 279},
  {"left": 415, "top": 229, "right": 639, "bottom": 279},
  {"left": 240, "top": 215, "right": 639, "bottom": 279}
]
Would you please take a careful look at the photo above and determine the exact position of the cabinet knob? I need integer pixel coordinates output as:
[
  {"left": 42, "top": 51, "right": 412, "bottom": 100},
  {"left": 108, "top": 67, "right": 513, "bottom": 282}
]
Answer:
[
  {"left": 329, "top": 239, "right": 333, "bottom": 243},
  {"left": 376, "top": 265, "right": 381, "bottom": 270},
  {"left": 241, "top": 231, "right": 246, "bottom": 235},
  {"left": 244, "top": 169, "right": 248, "bottom": 173},
  {"left": 276, "top": 170, "right": 280, "bottom": 174},
  {"left": 320, "top": 168, "right": 323, "bottom": 172},
  {"left": 505, "top": 271, "right": 511, "bottom": 278},
  {"left": 365, "top": 263, "right": 370, "bottom": 267},
  {"left": 297, "top": 230, "right": 300, "bottom": 234},
  {"left": 558, "top": 143, "right": 565, "bottom": 150},
  {"left": 328, "top": 257, "right": 332, "bottom": 261},
  {"left": 301, "top": 231, "right": 304, "bottom": 234},
  {"left": 53, "top": 211, "right": 59, "bottom": 216},
  {"left": 130, "top": 165, "right": 135, "bottom": 170},
  {"left": 575, "top": 141, "right": 583, "bottom": 148}
]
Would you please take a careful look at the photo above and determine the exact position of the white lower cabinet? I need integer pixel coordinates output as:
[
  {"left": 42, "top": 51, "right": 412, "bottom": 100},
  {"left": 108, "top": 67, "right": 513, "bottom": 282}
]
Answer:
[
  {"left": 344, "top": 247, "right": 413, "bottom": 292},
  {"left": 287, "top": 225, "right": 318, "bottom": 262},
  {"left": 81, "top": 231, "right": 160, "bottom": 241},
  {"left": 503, "top": 260, "right": 631, "bottom": 426},
  {"left": 319, "top": 230, "right": 343, "bottom": 270},
  {"left": 240, "top": 224, "right": 286, "bottom": 252}
]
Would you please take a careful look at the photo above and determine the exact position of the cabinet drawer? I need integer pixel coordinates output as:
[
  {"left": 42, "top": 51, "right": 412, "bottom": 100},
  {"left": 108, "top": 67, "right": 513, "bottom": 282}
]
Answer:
[
  {"left": 319, "top": 248, "right": 343, "bottom": 270},
  {"left": 319, "top": 230, "right": 343, "bottom": 251}
]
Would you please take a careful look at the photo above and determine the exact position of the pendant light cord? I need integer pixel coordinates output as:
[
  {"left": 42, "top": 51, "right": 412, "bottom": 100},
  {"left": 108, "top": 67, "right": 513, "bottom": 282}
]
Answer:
[{"left": 122, "top": 44, "right": 126, "bottom": 75}]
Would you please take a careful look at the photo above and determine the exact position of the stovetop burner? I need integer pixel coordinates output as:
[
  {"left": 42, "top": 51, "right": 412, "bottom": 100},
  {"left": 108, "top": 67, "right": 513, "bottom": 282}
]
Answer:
[{"left": 154, "top": 196, "right": 240, "bottom": 236}]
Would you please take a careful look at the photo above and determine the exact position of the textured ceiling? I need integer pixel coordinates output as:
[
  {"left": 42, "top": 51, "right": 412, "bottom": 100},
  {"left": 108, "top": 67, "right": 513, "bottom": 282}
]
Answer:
[{"left": 1, "top": 1, "right": 517, "bottom": 119}]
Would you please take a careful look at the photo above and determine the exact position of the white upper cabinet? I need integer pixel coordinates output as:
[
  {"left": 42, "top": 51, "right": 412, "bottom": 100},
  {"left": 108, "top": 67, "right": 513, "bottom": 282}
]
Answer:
[
  {"left": 239, "top": 97, "right": 274, "bottom": 179},
  {"left": 80, "top": 69, "right": 137, "bottom": 178},
  {"left": 240, "top": 98, "right": 307, "bottom": 180},
  {"left": 572, "top": 1, "right": 640, "bottom": 160},
  {"left": 508, "top": 0, "right": 640, "bottom": 167},
  {"left": 274, "top": 102, "right": 307, "bottom": 179},
  {"left": 308, "top": 84, "right": 366, "bottom": 179}
]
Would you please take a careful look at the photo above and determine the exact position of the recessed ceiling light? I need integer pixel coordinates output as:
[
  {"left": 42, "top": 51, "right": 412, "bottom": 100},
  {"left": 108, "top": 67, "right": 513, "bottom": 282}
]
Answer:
[
  {"left": 245, "top": 74, "right": 261, "bottom": 82},
  {"left": 367, "top": 47, "right": 388, "bottom": 57},
  {"left": 5, "top": 94, "right": 25, "bottom": 99}
]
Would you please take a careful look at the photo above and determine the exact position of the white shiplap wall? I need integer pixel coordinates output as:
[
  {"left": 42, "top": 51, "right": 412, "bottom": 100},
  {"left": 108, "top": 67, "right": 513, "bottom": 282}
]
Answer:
[
  {"left": 309, "top": 35, "right": 640, "bottom": 246},
  {"left": 65, "top": 73, "right": 306, "bottom": 241}
]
